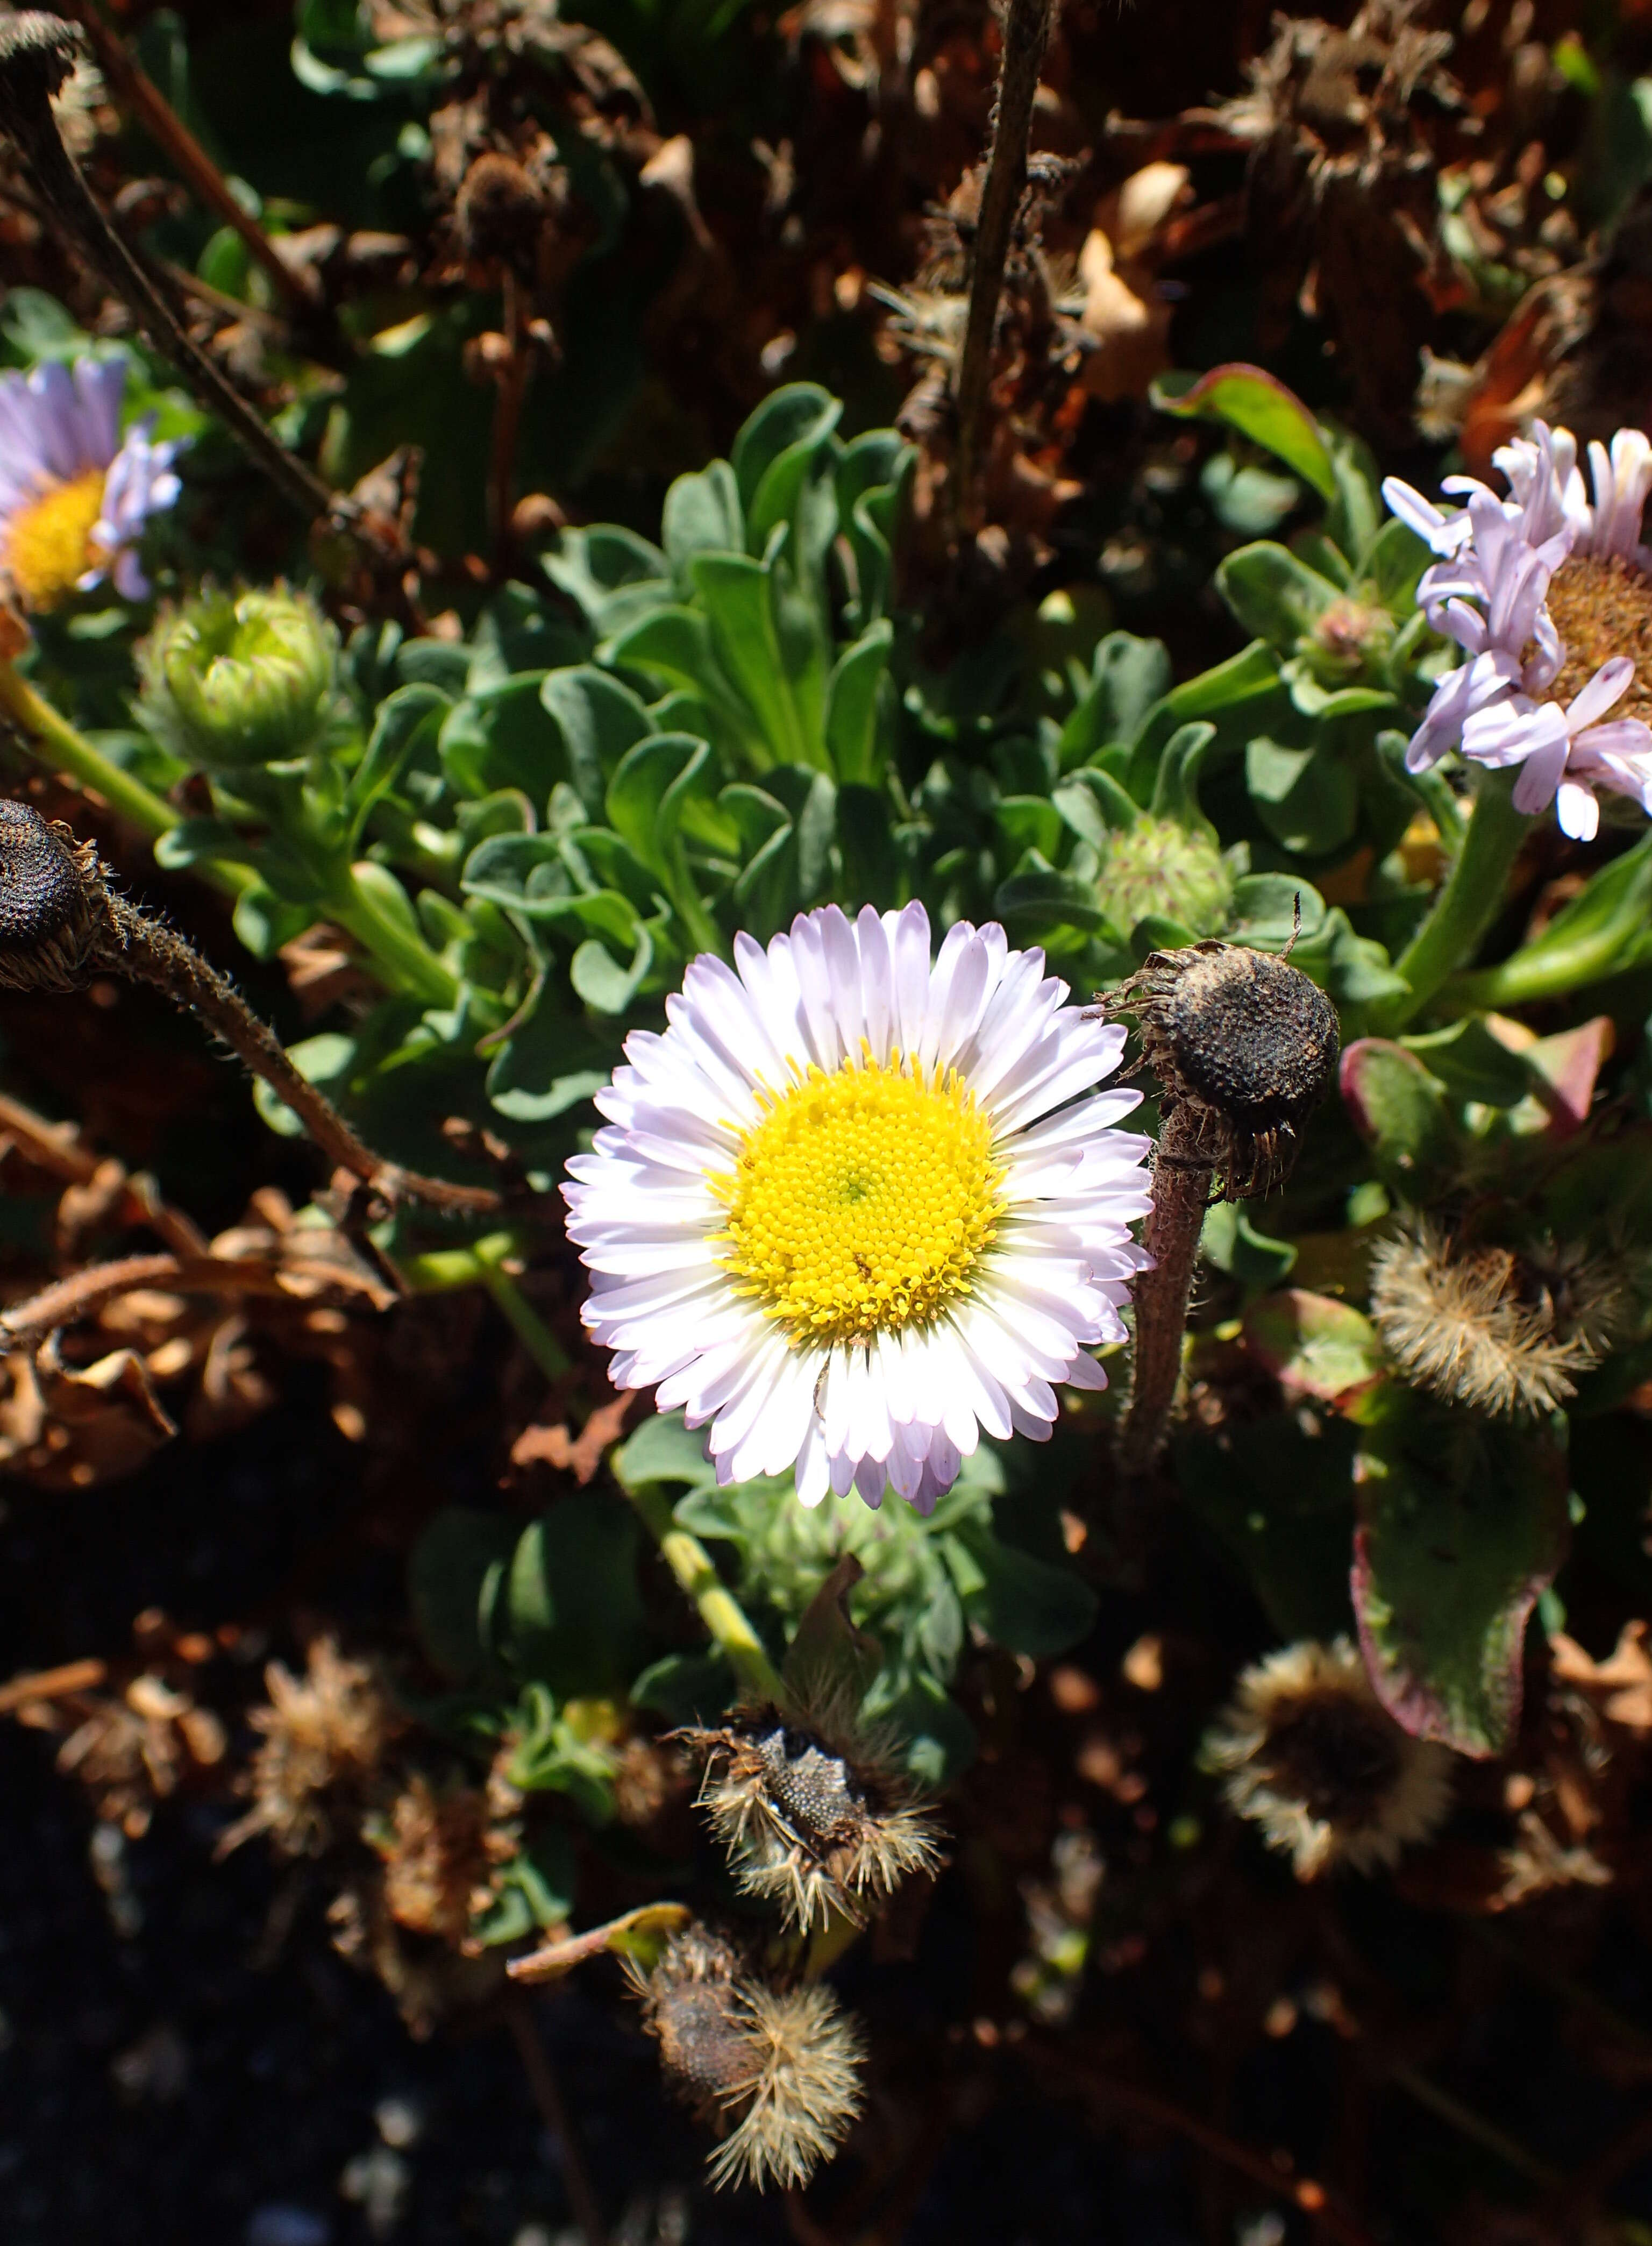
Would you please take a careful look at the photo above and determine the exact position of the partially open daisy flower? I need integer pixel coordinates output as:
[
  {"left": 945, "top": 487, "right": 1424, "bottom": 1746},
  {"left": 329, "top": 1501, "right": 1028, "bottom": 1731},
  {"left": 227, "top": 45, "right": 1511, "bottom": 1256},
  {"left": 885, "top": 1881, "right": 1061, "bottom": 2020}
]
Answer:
[
  {"left": 563, "top": 901, "right": 1153, "bottom": 1511},
  {"left": 1383, "top": 422, "right": 1652, "bottom": 839},
  {"left": 0, "top": 358, "right": 182, "bottom": 610}
]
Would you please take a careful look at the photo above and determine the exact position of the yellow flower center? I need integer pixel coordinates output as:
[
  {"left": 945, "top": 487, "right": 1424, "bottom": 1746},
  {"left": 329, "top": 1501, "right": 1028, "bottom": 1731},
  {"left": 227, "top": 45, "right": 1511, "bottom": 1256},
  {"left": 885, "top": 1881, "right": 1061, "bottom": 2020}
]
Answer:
[
  {"left": 5, "top": 467, "right": 108, "bottom": 610},
  {"left": 1543, "top": 555, "right": 1652, "bottom": 723},
  {"left": 712, "top": 1054, "right": 1004, "bottom": 1351}
]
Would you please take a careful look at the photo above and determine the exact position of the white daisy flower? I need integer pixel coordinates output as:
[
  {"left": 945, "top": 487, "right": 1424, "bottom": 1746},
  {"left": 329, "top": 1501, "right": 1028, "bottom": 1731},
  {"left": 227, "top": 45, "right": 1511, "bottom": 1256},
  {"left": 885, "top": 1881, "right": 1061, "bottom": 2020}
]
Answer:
[
  {"left": 563, "top": 902, "right": 1154, "bottom": 1513},
  {"left": 1382, "top": 421, "right": 1652, "bottom": 831},
  {"left": 0, "top": 357, "right": 182, "bottom": 612}
]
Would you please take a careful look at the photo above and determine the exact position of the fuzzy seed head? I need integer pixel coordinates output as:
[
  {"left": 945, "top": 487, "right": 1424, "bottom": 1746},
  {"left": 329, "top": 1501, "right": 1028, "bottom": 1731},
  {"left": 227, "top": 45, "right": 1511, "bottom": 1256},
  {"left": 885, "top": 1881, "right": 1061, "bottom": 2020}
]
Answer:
[
  {"left": 679, "top": 1698, "right": 943, "bottom": 1932},
  {"left": 627, "top": 1925, "right": 866, "bottom": 2193},
  {"left": 454, "top": 152, "right": 545, "bottom": 271},
  {"left": 1205, "top": 1637, "right": 1454, "bottom": 1879},
  {"left": 0, "top": 798, "right": 105, "bottom": 992},
  {"left": 1369, "top": 1220, "right": 1641, "bottom": 1417},
  {"left": 1109, "top": 940, "right": 1340, "bottom": 1197},
  {"left": 219, "top": 1637, "right": 393, "bottom": 1858}
]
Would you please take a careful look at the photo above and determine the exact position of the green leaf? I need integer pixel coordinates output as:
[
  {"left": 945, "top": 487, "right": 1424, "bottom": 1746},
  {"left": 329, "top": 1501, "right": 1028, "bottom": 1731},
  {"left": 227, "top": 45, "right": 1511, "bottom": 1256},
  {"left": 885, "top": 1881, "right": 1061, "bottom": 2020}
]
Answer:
[
  {"left": 438, "top": 677, "right": 560, "bottom": 801},
  {"left": 731, "top": 382, "right": 841, "bottom": 516},
  {"left": 1055, "top": 630, "right": 1172, "bottom": 770},
  {"left": 1201, "top": 1203, "right": 1299, "bottom": 1290},
  {"left": 1152, "top": 363, "right": 1337, "bottom": 499},
  {"left": 1215, "top": 542, "right": 1340, "bottom": 648},
  {"left": 498, "top": 1492, "right": 645, "bottom": 1695},
  {"left": 539, "top": 664, "right": 657, "bottom": 821},
  {"left": 544, "top": 525, "right": 671, "bottom": 637},
  {"left": 1338, "top": 1037, "right": 1461, "bottom": 1190},
  {"left": 1148, "top": 720, "right": 1218, "bottom": 834},
  {"left": 612, "top": 1409, "right": 720, "bottom": 1493},
  {"left": 1451, "top": 827, "right": 1652, "bottom": 1008},
  {"left": 347, "top": 683, "right": 447, "bottom": 837},
  {"left": 661, "top": 458, "right": 744, "bottom": 579},
  {"left": 408, "top": 1507, "right": 517, "bottom": 1682},
  {"left": 823, "top": 619, "right": 892, "bottom": 785},
  {"left": 1176, "top": 1411, "right": 1359, "bottom": 1641},
  {"left": 1400, "top": 1018, "right": 1534, "bottom": 1108},
  {"left": 1245, "top": 734, "right": 1359, "bottom": 856},
  {"left": 1241, "top": 1289, "right": 1386, "bottom": 1405},
  {"left": 153, "top": 816, "right": 250, "bottom": 871},
  {"left": 953, "top": 1530, "right": 1096, "bottom": 1658},
  {"left": 692, "top": 552, "right": 819, "bottom": 770},
  {"left": 571, "top": 923, "right": 654, "bottom": 1012},
  {"left": 1227, "top": 873, "right": 1328, "bottom": 949},
  {"left": 1352, "top": 1394, "right": 1570, "bottom": 1757},
  {"left": 631, "top": 1650, "right": 735, "bottom": 1725}
]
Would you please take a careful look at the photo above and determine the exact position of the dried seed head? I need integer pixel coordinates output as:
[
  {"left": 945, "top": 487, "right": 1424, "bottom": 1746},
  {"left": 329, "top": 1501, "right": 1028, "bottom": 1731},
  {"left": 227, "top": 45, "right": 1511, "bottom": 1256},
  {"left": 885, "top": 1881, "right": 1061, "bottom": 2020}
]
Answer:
[
  {"left": 0, "top": 798, "right": 107, "bottom": 991},
  {"left": 1204, "top": 1637, "right": 1454, "bottom": 1880},
  {"left": 677, "top": 1697, "right": 943, "bottom": 1932},
  {"left": 217, "top": 1636, "right": 394, "bottom": 1858},
  {"left": 626, "top": 1924, "right": 866, "bottom": 2192},
  {"left": 454, "top": 152, "right": 545, "bottom": 272},
  {"left": 1369, "top": 1219, "right": 1642, "bottom": 1417},
  {"left": 1109, "top": 939, "right": 1340, "bottom": 1197}
]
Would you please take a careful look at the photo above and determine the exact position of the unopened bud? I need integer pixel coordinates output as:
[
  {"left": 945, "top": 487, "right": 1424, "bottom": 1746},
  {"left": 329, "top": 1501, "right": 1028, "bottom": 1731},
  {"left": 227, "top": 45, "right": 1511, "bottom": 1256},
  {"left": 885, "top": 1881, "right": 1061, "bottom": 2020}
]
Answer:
[
  {"left": 136, "top": 586, "right": 341, "bottom": 770},
  {"left": 1099, "top": 816, "right": 1231, "bottom": 939}
]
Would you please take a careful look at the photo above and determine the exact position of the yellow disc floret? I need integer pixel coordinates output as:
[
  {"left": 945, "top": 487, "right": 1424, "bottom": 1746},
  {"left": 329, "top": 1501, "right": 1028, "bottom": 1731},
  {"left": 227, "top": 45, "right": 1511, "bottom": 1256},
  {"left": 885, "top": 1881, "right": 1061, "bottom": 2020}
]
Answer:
[
  {"left": 5, "top": 467, "right": 108, "bottom": 611},
  {"left": 712, "top": 1054, "right": 1004, "bottom": 1350}
]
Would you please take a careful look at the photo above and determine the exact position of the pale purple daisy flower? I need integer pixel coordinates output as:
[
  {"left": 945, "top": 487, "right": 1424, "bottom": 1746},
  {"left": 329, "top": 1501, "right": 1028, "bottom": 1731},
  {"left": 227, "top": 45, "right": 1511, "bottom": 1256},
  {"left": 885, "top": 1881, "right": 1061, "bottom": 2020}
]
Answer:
[
  {"left": 0, "top": 357, "right": 182, "bottom": 610},
  {"left": 564, "top": 901, "right": 1153, "bottom": 1513},
  {"left": 1461, "top": 657, "right": 1652, "bottom": 842},
  {"left": 1382, "top": 421, "right": 1652, "bottom": 831},
  {"left": 1493, "top": 421, "right": 1652, "bottom": 570}
]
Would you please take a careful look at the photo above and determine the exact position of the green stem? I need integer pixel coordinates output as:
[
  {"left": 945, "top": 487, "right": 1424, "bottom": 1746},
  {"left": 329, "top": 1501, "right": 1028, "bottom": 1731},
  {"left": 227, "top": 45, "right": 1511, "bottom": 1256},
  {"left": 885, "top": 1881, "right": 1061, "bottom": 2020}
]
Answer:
[
  {"left": 400, "top": 1237, "right": 782, "bottom": 1699},
  {"left": 1377, "top": 765, "right": 1529, "bottom": 1031},
  {"left": 401, "top": 1232, "right": 569, "bottom": 1376},
  {"left": 1441, "top": 826, "right": 1652, "bottom": 1014},
  {"left": 326, "top": 862, "right": 460, "bottom": 1010},
  {"left": 626, "top": 1479, "right": 786, "bottom": 1701},
  {"left": 0, "top": 657, "right": 251, "bottom": 898}
]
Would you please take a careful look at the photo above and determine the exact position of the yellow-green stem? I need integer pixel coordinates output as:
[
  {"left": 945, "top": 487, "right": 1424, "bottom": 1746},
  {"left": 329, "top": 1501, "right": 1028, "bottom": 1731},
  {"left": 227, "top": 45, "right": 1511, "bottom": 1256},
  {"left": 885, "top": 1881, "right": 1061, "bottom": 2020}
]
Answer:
[
  {"left": 0, "top": 657, "right": 251, "bottom": 899},
  {"left": 626, "top": 1479, "right": 786, "bottom": 1701},
  {"left": 327, "top": 863, "right": 461, "bottom": 1010},
  {"left": 401, "top": 1233, "right": 570, "bottom": 1376}
]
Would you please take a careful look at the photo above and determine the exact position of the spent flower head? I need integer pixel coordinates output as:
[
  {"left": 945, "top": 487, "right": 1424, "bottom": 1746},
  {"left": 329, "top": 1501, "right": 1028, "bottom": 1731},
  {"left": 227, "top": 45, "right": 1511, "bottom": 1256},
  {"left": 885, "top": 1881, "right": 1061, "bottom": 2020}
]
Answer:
[
  {"left": 1384, "top": 421, "right": 1652, "bottom": 838},
  {"left": 1205, "top": 1637, "right": 1454, "bottom": 1879},
  {"left": 137, "top": 585, "right": 342, "bottom": 770},
  {"left": 625, "top": 1922, "right": 866, "bottom": 2192},
  {"left": 564, "top": 901, "right": 1153, "bottom": 1512},
  {"left": 0, "top": 357, "right": 180, "bottom": 610}
]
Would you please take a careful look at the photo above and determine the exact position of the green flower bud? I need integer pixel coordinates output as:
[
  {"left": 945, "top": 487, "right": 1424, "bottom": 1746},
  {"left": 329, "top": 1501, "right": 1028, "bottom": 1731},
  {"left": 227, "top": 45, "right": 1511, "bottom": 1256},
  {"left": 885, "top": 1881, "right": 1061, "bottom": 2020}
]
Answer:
[
  {"left": 137, "top": 586, "right": 341, "bottom": 769},
  {"left": 1298, "top": 593, "right": 1393, "bottom": 688},
  {"left": 1098, "top": 816, "right": 1232, "bottom": 938}
]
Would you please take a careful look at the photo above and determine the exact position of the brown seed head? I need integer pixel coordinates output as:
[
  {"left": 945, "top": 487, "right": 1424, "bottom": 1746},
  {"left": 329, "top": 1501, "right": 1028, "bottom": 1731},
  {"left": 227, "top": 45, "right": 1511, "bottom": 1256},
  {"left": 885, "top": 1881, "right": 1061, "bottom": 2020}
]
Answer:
[
  {"left": 454, "top": 152, "right": 544, "bottom": 272},
  {"left": 0, "top": 798, "right": 107, "bottom": 992},
  {"left": 1109, "top": 940, "right": 1340, "bottom": 1197}
]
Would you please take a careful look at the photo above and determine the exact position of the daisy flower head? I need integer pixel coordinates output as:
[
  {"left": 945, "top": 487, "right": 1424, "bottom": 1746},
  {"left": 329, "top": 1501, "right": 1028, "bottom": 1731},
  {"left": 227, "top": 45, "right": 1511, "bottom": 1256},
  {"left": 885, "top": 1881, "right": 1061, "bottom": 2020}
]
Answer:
[
  {"left": 563, "top": 902, "right": 1154, "bottom": 1514},
  {"left": 0, "top": 357, "right": 182, "bottom": 612},
  {"left": 1382, "top": 421, "right": 1652, "bottom": 837}
]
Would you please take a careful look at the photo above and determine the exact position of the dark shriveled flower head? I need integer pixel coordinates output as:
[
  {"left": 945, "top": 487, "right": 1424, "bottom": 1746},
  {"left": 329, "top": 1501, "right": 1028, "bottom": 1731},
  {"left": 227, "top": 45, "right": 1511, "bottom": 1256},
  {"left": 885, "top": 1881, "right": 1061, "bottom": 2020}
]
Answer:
[
  {"left": 1108, "top": 939, "right": 1341, "bottom": 1198},
  {"left": 0, "top": 797, "right": 107, "bottom": 992}
]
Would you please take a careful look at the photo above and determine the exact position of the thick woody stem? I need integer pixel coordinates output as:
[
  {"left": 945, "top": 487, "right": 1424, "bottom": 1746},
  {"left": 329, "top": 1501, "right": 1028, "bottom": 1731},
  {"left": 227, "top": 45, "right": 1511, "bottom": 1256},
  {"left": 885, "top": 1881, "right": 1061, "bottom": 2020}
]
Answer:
[
  {"left": 101, "top": 896, "right": 501, "bottom": 1217},
  {"left": 0, "top": 15, "right": 347, "bottom": 532},
  {"left": 1116, "top": 1103, "right": 1210, "bottom": 1477},
  {"left": 952, "top": 0, "right": 1055, "bottom": 510}
]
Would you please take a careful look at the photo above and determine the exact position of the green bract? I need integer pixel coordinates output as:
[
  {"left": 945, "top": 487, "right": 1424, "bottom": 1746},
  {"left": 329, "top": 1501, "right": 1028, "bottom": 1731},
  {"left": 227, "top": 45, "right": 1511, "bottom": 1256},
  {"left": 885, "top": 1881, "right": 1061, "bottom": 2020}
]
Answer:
[{"left": 137, "top": 586, "right": 341, "bottom": 770}]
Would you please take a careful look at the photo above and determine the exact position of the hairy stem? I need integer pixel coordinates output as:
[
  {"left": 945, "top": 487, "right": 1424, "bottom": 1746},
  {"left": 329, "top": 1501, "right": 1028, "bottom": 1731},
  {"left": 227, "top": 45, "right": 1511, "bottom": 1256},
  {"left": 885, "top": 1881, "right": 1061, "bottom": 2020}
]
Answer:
[
  {"left": 102, "top": 896, "right": 500, "bottom": 1214},
  {"left": 1377, "top": 765, "right": 1529, "bottom": 1032},
  {"left": 1116, "top": 1104, "right": 1209, "bottom": 1477},
  {"left": 952, "top": 0, "right": 1054, "bottom": 508}
]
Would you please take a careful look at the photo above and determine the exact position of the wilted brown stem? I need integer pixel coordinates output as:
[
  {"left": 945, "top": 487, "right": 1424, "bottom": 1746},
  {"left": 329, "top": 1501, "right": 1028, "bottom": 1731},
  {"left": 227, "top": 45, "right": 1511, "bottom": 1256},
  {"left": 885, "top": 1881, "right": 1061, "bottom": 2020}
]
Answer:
[
  {"left": 0, "top": 1656, "right": 106, "bottom": 1713},
  {"left": 56, "top": 0, "right": 322, "bottom": 321},
  {"left": 1116, "top": 1103, "right": 1209, "bottom": 1476},
  {"left": 0, "top": 13, "right": 344, "bottom": 531},
  {"left": 103, "top": 898, "right": 501, "bottom": 1217},
  {"left": 0, "top": 1248, "right": 293, "bottom": 1347},
  {"left": 952, "top": 0, "right": 1054, "bottom": 508}
]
